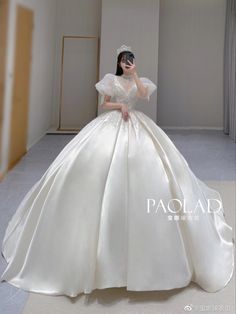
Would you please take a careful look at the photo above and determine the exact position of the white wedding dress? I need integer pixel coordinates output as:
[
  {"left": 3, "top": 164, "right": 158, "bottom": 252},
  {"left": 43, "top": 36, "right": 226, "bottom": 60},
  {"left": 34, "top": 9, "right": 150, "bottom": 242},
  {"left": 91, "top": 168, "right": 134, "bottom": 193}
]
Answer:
[{"left": 1, "top": 73, "right": 234, "bottom": 297}]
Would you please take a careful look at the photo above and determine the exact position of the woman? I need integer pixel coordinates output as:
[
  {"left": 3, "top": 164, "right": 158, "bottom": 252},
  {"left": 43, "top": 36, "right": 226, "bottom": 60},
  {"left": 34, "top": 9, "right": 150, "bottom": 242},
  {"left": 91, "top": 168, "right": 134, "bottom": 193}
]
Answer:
[{"left": 1, "top": 44, "right": 234, "bottom": 297}]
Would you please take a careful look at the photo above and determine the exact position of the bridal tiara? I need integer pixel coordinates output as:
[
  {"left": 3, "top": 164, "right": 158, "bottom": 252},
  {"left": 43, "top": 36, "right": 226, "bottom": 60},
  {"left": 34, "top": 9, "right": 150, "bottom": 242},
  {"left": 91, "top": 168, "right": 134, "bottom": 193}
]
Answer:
[{"left": 117, "top": 44, "right": 133, "bottom": 56}]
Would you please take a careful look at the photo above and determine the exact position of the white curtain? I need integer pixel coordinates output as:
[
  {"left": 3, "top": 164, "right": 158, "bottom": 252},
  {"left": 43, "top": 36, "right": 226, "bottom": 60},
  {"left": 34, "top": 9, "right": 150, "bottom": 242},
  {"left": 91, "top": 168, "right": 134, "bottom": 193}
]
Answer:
[{"left": 223, "top": 0, "right": 236, "bottom": 142}]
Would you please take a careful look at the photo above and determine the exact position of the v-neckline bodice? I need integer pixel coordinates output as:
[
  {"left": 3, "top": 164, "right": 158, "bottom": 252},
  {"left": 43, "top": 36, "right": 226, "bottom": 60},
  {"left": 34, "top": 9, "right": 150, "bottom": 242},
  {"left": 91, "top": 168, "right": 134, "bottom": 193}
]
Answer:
[{"left": 115, "top": 75, "right": 136, "bottom": 95}]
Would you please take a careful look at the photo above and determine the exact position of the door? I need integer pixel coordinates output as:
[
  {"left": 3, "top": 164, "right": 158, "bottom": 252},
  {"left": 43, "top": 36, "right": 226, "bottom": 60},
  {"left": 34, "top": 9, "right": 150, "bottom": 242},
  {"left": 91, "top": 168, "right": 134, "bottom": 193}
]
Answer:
[
  {"left": 0, "top": 0, "right": 9, "bottom": 180},
  {"left": 8, "top": 4, "right": 33, "bottom": 170}
]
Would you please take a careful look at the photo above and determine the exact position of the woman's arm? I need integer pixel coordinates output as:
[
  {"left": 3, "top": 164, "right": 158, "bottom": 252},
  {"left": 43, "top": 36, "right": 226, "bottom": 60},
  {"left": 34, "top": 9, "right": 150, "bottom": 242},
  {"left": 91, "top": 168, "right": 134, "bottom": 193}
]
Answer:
[
  {"left": 132, "top": 72, "right": 148, "bottom": 99},
  {"left": 101, "top": 95, "right": 123, "bottom": 110},
  {"left": 124, "top": 60, "right": 148, "bottom": 98},
  {"left": 101, "top": 95, "right": 129, "bottom": 121}
]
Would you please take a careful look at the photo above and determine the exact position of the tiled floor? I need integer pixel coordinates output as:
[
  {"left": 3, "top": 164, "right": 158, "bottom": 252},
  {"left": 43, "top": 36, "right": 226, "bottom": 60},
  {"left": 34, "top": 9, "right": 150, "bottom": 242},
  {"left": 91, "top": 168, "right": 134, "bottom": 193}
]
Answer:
[{"left": 0, "top": 130, "right": 235, "bottom": 314}]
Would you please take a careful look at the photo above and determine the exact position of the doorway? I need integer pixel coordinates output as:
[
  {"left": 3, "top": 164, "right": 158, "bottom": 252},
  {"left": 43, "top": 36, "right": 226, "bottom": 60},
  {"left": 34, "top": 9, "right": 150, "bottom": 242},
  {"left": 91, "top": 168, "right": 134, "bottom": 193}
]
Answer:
[
  {"left": 0, "top": 0, "right": 9, "bottom": 180},
  {"left": 8, "top": 4, "right": 34, "bottom": 170}
]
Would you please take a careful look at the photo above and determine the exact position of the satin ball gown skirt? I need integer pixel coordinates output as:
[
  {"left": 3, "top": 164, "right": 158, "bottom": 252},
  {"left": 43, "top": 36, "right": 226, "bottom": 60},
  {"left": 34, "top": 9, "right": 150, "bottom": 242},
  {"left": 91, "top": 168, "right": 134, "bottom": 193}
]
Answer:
[{"left": 1, "top": 109, "right": 234, "bottom": 297}]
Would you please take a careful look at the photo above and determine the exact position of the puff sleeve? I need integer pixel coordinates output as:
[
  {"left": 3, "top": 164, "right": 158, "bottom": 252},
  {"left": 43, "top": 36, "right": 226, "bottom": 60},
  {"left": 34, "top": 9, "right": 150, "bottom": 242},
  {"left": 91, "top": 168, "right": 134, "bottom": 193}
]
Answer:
[
  {"left": 139, "top": 77, "right": 157, "bottom": 101},
  {"left": 95, "top": 73, "right": 114, "bottom": 98}
]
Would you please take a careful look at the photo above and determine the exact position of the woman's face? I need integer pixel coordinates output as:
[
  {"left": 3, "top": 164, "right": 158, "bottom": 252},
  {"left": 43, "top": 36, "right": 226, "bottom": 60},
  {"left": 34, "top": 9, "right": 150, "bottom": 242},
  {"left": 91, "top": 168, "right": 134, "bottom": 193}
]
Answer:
[{"left": 119, "top": 55, "right": 134, "bottom": 74}]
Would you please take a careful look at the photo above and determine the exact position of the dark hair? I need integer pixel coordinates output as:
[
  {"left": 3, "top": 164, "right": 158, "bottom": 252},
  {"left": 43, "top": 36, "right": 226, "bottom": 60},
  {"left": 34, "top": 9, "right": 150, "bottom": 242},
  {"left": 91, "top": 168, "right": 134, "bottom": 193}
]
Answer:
[{"left": 115, "top": 51, "right": 135, "bottom": 76}]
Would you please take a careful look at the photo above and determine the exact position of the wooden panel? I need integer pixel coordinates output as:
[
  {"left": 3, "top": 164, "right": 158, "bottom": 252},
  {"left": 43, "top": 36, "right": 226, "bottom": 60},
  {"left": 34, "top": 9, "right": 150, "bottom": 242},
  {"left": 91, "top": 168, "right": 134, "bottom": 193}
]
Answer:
[
  {"left": 8, "top": 5, "right": 33, "bottom": 170},
  {"left": 0, "top": 0, "right": 9, "bottom": 178}
]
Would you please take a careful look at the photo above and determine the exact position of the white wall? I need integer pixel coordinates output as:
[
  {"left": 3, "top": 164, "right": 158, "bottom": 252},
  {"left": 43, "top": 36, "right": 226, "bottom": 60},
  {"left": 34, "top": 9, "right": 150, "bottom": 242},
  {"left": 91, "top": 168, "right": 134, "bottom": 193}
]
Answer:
[
  {"left": 51, "top": 0, "right": 101, "bottom": 128},
  {"left": 1, "top": 0, "right": 57, "bottom": 175},
  {"left": 158, "top": 0, "right": 226, "bottom": 128},
  {"left": 1, "top": 0, "right": 226, "bottom": 177},
  {"left": 98, "top": 0, "right": 159, "bottom": 121}
]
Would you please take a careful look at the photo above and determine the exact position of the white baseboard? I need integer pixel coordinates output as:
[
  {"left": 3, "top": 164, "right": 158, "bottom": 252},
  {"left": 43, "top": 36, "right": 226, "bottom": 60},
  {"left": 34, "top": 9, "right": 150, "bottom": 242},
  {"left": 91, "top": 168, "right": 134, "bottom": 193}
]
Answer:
[{"left": 161, "top": 126, "right": 223, "bottom": 130}]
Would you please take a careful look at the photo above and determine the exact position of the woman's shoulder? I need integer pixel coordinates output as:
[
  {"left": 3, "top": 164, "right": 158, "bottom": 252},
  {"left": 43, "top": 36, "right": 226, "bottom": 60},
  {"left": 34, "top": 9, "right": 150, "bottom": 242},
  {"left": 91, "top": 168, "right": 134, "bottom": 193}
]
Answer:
[
  {"left": 97, "top": 73, "right": 116, "bottom": 84},
  {"left": 95, "top": 73, "right": 116, "bottom": 96},
  {"left": 103, "top": 73, "right": 116, "bottom": 79},
  {"left": 139, "top": 76, "right": 157, "bottom": 86},
  {"left": 139, "top": 76, "right": 152, "bottom": 81}
]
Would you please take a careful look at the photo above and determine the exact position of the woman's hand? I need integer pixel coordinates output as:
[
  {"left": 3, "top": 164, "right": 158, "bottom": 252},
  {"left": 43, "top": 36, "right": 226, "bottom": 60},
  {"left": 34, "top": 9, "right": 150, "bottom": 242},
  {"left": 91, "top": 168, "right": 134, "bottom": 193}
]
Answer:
[
  {"left": 124, "top": 60, "right": 148, "bottom": 97},
  {"left": 125, "top": 60, "right": 137, "bottom": 76},
  {"left": 120, "top": 104, "right": 130, "bottom": 121}
]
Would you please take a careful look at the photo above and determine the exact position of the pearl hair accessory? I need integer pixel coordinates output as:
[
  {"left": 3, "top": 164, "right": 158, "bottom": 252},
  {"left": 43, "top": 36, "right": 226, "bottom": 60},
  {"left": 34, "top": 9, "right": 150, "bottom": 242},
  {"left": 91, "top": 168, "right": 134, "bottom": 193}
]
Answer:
[{"left": 117, "top": 44, "right": 133, "bottom": 56}]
